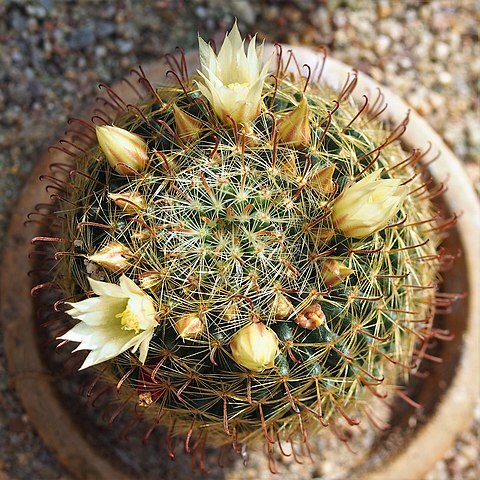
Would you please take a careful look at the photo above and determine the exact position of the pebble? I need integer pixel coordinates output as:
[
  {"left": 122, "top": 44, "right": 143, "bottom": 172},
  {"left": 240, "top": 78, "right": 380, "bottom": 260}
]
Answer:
[{"left": 69, "top": 24, "right": 96, "bottom": 49}]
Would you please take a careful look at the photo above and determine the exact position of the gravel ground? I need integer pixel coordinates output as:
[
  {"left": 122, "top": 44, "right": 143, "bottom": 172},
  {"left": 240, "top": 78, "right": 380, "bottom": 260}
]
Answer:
[{"left": 0, "top": 1, "right": 478, "bottom": 479}]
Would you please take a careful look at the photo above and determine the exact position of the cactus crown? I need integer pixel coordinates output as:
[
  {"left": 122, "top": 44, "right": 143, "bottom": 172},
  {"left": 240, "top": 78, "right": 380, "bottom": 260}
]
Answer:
[{"left": 34, "top": 24, "right": 450, "bottom": 465}]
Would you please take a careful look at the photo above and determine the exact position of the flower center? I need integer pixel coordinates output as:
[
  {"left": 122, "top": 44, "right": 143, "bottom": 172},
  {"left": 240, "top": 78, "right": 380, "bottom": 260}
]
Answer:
[
  {"left": 116, "top": 304, "right": 140, "bottom": 333},
  {"left": 226, "top": 82, "right": 249, "bottom": 92}
]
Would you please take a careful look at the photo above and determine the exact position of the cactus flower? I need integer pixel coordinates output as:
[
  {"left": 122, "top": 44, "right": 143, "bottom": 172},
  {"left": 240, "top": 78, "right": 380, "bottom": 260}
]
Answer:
[
  {"left": 230, "top": 323, "right": 279, "bottom": 372},
  {"left": 96, "top": 125, "right": 149, "bottom": 175},
  {"left": 59, "top": 275, "right": 157, "bottom": 369},
  {"left": 332, "top": 170, "right": 407, "bottom": 238},
  {"left": 87, "top": 242, "right": 133, "bottom": 272},
  {"left": 197, "top": 22, "right": 270, "bottom": 124}
]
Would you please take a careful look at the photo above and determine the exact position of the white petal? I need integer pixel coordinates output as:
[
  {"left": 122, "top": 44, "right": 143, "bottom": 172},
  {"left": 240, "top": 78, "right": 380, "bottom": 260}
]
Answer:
[
  {"left": 66, "top": 297, "right": 126, "bottom": 325},
  {"left": 78, "top": 334, "right": 134, "bottom": 370},
  {"left": 119, "top": 274, "right": 145, "bottom": 297},
  {"left": 136, "top": 330, "right": 155, "bottom": 364},
  {"left": 88, "top": 277, "right": 128, "bottom": 298},
  {"left": 58, "top": 321, "right": 95, "bottom": 343},
  {"left": 70, "top": 309, "right": 122, "bottom": 327}
]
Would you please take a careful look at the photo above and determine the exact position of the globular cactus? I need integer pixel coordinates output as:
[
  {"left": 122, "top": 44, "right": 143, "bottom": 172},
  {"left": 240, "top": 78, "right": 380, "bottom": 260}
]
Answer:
[{"left": 33, "top": 24, "right": 455, "bottom": 466}]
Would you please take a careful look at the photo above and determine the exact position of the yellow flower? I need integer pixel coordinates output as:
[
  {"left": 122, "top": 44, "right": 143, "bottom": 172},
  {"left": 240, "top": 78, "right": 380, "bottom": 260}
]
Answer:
[
  {"left": 230, "top": 323, "right": 279, "bottom": 372},
  {"left": 96, "top": 125, "right": 149, "bottom": 175},
  {"left": 197, "top": 22, "right": 270, "bottom": 124},
  {"left": 59, "top": 275, "right": 157, "bottom": 370},
  {"left": 332, "top": 170, "right": 407, "bottom": 238}
]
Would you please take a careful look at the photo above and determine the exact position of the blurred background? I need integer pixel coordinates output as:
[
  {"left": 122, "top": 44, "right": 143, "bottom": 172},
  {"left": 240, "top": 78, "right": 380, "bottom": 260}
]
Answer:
[{"left": 0, "top": 0, "right": 478, "bottom": 478}]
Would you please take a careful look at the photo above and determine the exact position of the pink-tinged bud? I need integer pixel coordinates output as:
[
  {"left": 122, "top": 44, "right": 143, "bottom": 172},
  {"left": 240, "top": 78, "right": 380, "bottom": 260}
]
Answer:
[
  {"left": 222, "top": 302, "right": 239, "bottom": 322},
  {"left": 96, "top": 125, "right": 149, "bottom": 175},
  {"left": 175, "top": 313, "right": 204, "bottom": 339},
  {"left": 173, "top": 104, "right": 202, "bottom": 144},
  {"left": 108, "top": 192, "right": 146, "bottom": 213},
  {"left": 295, "top": 303, "right": 325, "bottom": 330},
  {"left": 230, "top": 323, "right": 279, "bottom": 372},
  {"left": 87, "top": 242, "right": 133, "bottom": 272},
  {"left": 332, "top": 170, "right": 408, "bottom": 238},
  {"left": 309, "top": 164, "right": 336, "bottom": 193},
  {"left": 277, "top": 96, "right": 311, "bottom": 148},
  {"left": 306, "top": 226, "right": 335, "bottom": 244},
  {"left": 320, "top": 259, "right": 354, "bottom": 288},
  {"left": 273, "top": 292, "right": 294, "bottom": 319}
]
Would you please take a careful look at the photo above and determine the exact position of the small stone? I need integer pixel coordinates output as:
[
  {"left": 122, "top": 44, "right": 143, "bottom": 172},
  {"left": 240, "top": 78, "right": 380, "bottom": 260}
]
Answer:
[
  {"left": 117, "top": 39, "right": 133, "bottom": 54},
  {"left": 438, "top": 70, "right": 452, "bottom": 85},
  {"left": 375, "top": 35, "right": 391, "bottom": 55},
  {"left": 434, "top": 42, "right": 450, "bottom": 60},
  {"left": 69, "top": 24, "right": 96, "bottom": 50}
]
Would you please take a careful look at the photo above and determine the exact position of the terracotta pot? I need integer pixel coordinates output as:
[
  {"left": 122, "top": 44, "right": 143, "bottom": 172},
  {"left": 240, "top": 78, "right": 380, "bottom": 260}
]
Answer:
[{"left": 1, "top": 46, "right": 478, "bottom": 479}]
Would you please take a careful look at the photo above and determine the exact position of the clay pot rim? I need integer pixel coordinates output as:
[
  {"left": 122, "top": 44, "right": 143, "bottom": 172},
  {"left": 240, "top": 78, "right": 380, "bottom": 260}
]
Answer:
[{"left": 1, "top": 46, "right": 479, "bottom": 480}]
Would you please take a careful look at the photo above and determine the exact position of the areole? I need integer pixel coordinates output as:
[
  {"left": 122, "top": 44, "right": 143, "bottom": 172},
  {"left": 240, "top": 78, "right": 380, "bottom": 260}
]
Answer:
[{"left": 1, "top": 46, "right": 478, "bottom": 479}]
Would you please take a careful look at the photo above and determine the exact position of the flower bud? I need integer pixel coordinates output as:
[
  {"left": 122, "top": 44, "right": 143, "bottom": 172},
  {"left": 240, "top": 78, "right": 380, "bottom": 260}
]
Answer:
[
  {"left": 175, "top": 313, "right": 204, "bottom": 339},
  {"left": 320, "top": 259, "right": 354, "bottom": 288},
  {"left": 277, "top": 96, "right": 311, "bottom": 148},
  {"left": 108, "top": 192, "right": 146, "bottom": 213},
  {"left": 309, "top": 164, "right": 335, "bottom": 193},
  {"left": 332, "top": 170, "right": 407, "bottom": 238},
  {"left": 173, "top": 104, "right": 202, "bottom": 144},
  {"left": 87, "top": 242, "right": 133, "bottom": 272},
  {"left": 230, "top": 323, "right": 279, "bottom": 372},
  {"left": 306, "top": 226, "right": 335, "bottom": 244},
  {"left": 96, "top": 125, "right": 149, "bottom": 175},
  {"left": 295, "top": 303, "right": 325, "bottom": 330},
  {"left": 273, "top": 292, "right": 294, "bottom": 319},
  {"left": 222, "top": 302, "right": 239, "bottom": 322}
]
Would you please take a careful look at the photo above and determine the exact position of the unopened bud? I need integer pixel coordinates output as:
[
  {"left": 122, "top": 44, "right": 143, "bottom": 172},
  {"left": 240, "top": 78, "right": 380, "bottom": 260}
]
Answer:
[
  {"left": 175, "top": 312, "right": 204, "bottom": 339},
  {"left": 173, "top": 104, "right": 202, "bottom": 144},
  {"left": 273, "top": 292, "right": 294, "bottom": 319},
  {"left": 277, "top": 96, "right": 311, "bottom": 148},
  {"left": 108, "top": 192, "right": 146, "bottom": 213},
  {"left": 230, "top": 323, "right": 279, "bottom": 372},
  {"left": 154, "top": 150, "right": 177, "bottom": 174},
  {"left": 96, "top": 125, "right": 149, "bottom": 175},
  {"left": 223, "top": 302, "right": 239, "bottom": 322},
  {"left": 332, "top": 170, "right": 407, "bottom": 238},
  {"left": 305, "top": 226, "right": 335, "bottom": 244},
  {"left": 87, "top": 242, "right": 132, "bottom": 272},
  {"left": 309, "top": 164, "right": 335, "bottom": 193},
  {"left": 321, "top": 259, "right": 354, "bottom": 288},
  {"left": 295, "top": 303, "right": 325, "bottom": 330}
]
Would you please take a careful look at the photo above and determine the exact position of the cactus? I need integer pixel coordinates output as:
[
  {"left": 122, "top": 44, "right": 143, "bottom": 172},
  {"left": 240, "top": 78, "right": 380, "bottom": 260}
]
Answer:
[{"left": 33, "top": 24, "right": 455, "bottom": 466}]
